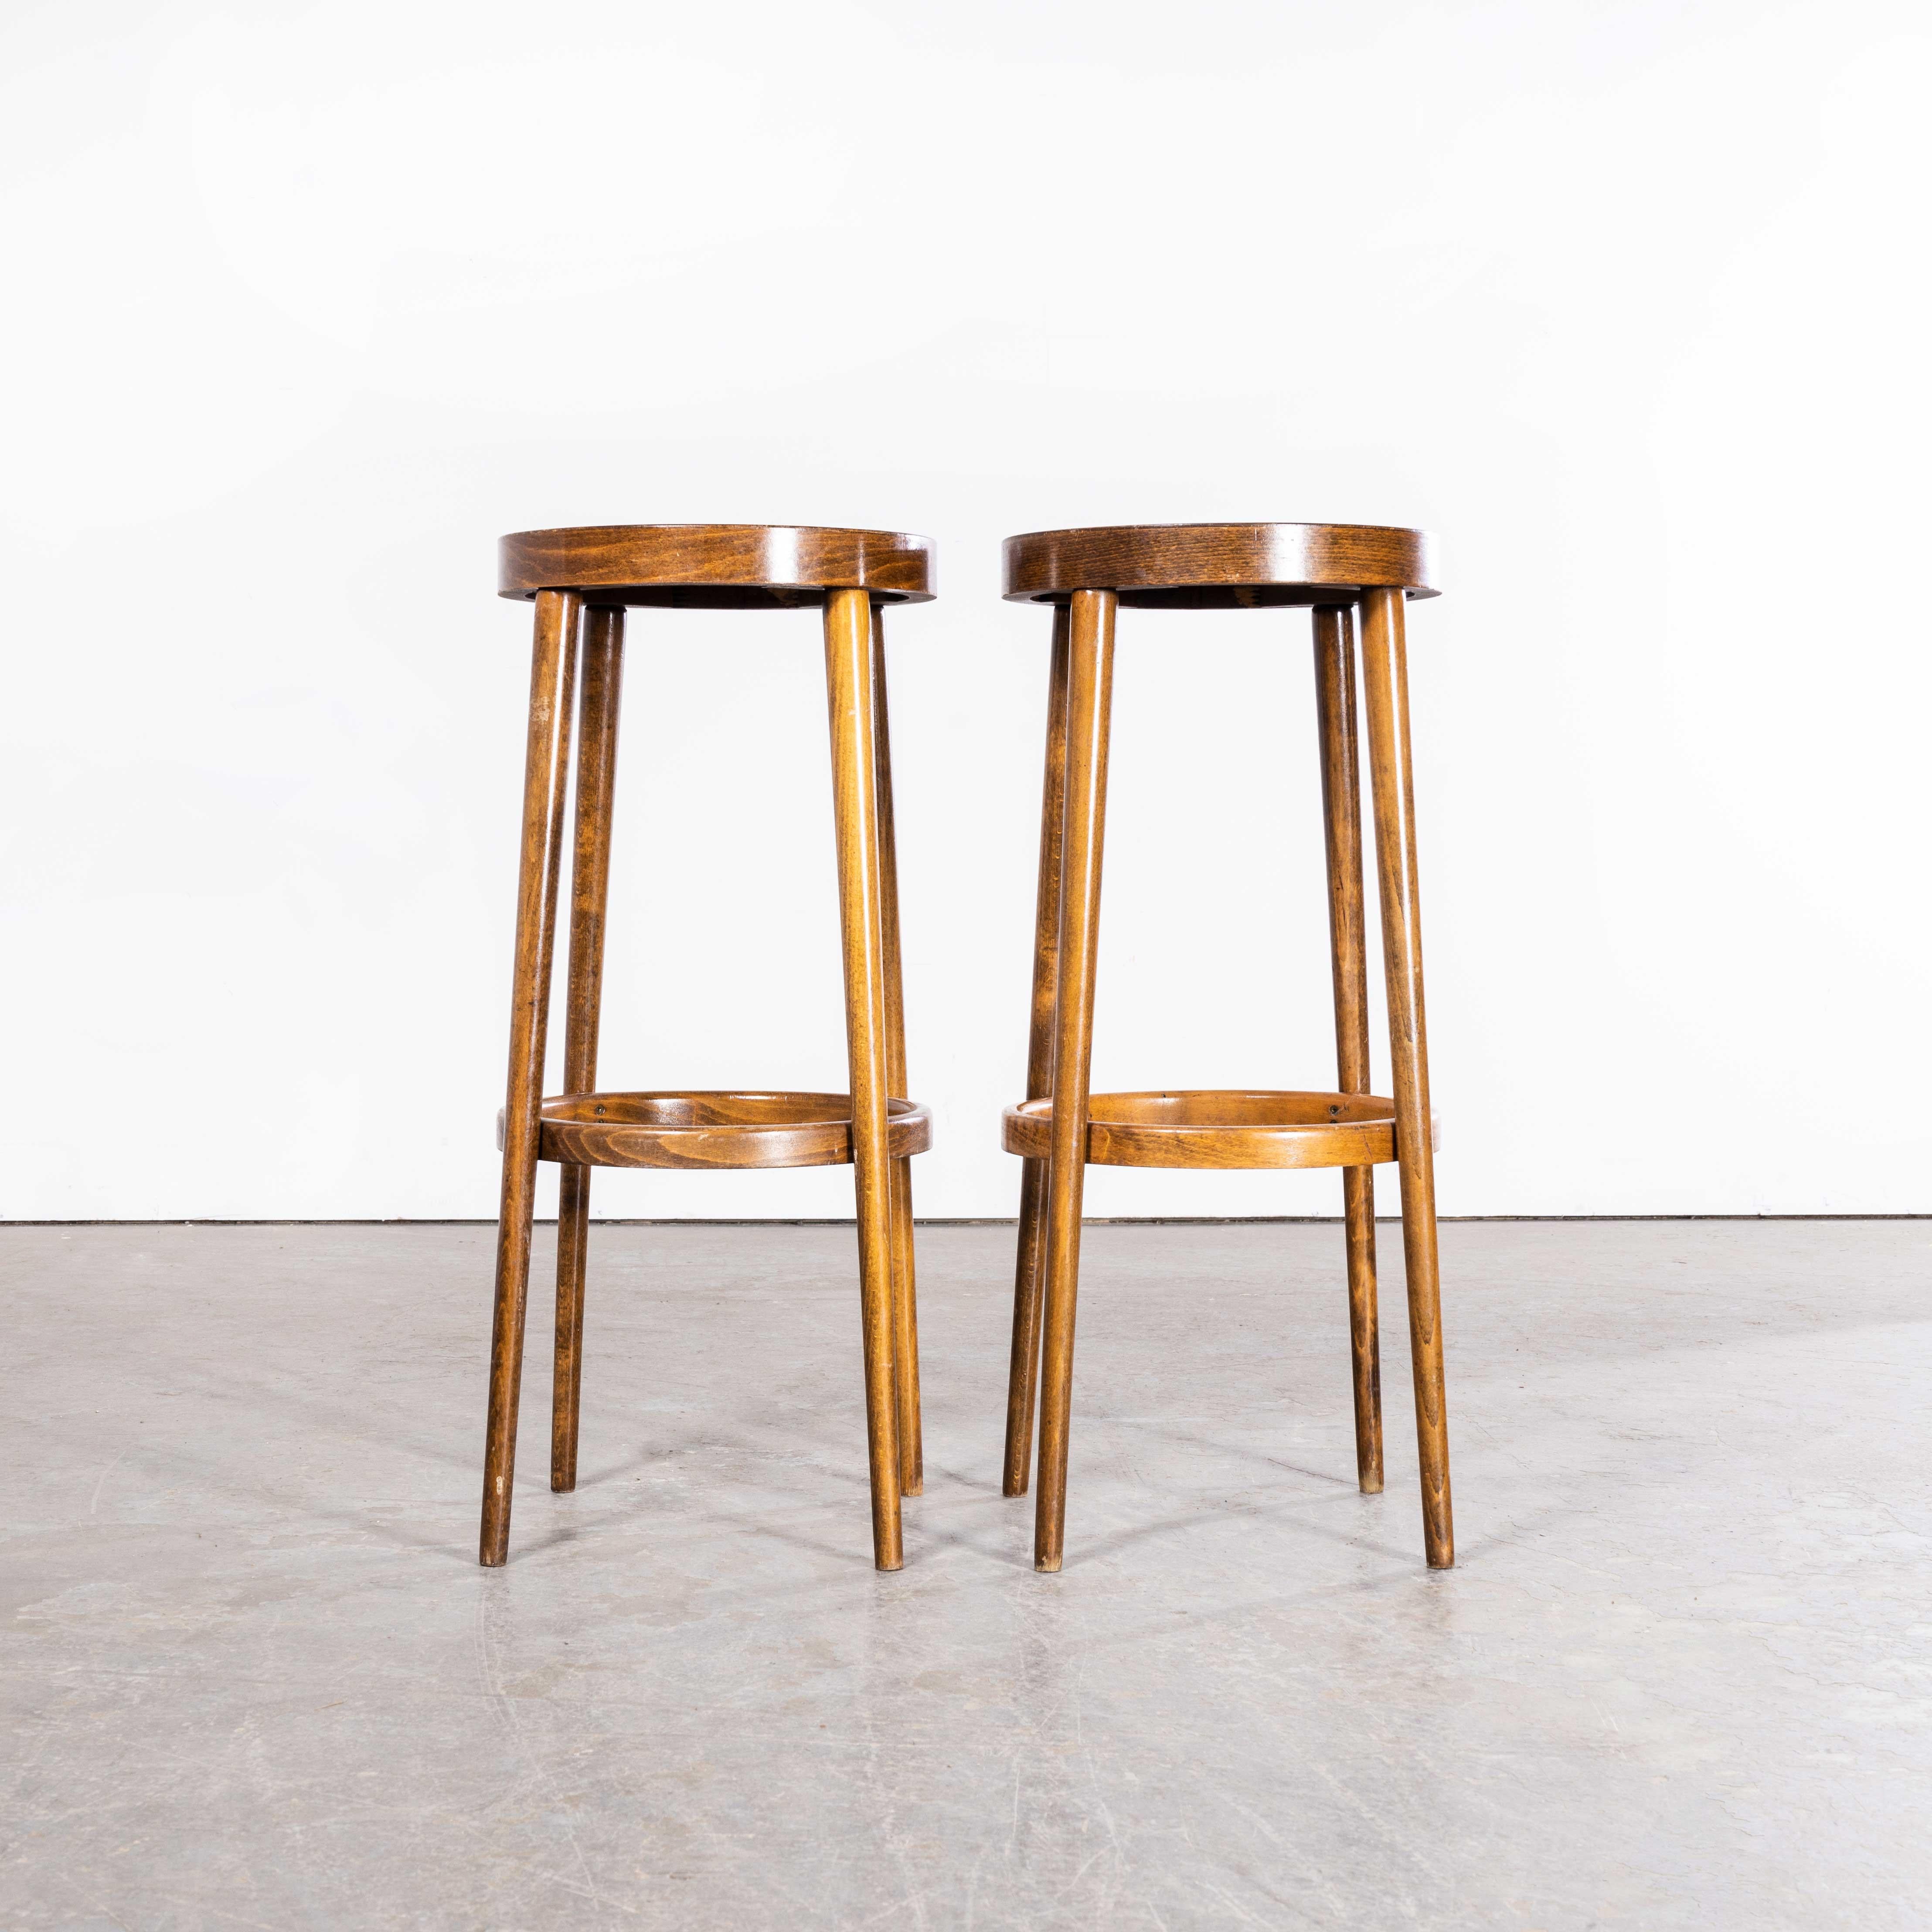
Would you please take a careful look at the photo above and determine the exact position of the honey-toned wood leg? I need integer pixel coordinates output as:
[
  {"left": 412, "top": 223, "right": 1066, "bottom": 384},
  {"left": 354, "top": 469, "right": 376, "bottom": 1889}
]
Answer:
[
  {"left": 869, "top": 603, "right": 922, "bottom": 1497},
  {"left": 1034, "top": 590, "right": 1116, "bottom": 1573},
  {"left": 1003, "top": 605, "right": 1071, "bottom": 1498},
  {"left": 1313, "top": 605, "right": 1384, "bottom": 1496},
  {"left": 551, "top": 606, "right": 625, "bottom": 1494},
  {"left": 1359, "top": 587, "right": 1453, "bottom": 1568},
  {"left": 825, "top": 586, "right": 905, "bottom": 1571},
  {"left": 480, "top": 589, "right": 582, "bottom": 1567}
]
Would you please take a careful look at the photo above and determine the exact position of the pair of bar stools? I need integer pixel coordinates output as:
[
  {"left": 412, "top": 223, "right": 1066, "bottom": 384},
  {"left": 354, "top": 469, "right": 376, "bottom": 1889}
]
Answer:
[{"left": 478, "top": 522, "right": 1452, "bottom": 1577}]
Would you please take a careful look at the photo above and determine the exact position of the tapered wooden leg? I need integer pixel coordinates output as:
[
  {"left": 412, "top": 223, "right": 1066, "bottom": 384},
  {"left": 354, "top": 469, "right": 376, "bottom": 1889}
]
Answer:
[
  {"left": 1313, "top": 605, "right": 1384, "bottom": 1496},
  {"left": 551, "top": 607, "right": 625, "bottom": 1494},
  {"left": 1358, "top": 587, "right": 1453, "bottom": 1568},
  {"left": 1034, "top": 590, "right": 1116, "bottom": 1573},
  {"left": 480, "top": 589, "right": 582, "bottom": 1567},
  {"left": 825, "top": 587, "right": 905, "bottom": 1571},
  {"left": 1004, "top": 606, "right": 1071, "bottom": 1497},
  {"left": 869, "top": 603, "right": 923, "bottom": 1497}
]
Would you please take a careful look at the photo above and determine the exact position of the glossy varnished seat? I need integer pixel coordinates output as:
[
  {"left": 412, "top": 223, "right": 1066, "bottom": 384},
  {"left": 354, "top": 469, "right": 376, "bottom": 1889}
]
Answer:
[
  {"left": 499, "top": 523, "right": 935, "bottom": 609},
  {"left": 1000, "top": 521, "right": 1454, "bottom": 1573},
  {"left": 480, "top": 524, "right": 934, "bottom": 1573},
  {"left": 1003, "top": 521, "right": 1438, "bottom": 609}
]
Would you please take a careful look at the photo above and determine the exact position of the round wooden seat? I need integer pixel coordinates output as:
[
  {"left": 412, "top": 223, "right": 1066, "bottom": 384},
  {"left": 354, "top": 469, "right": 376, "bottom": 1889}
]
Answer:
[
  {"left": 529, "top": 1090, "right": 932, "bottom": 1171},
  {"left": 499, "top": 523, "right": 935, "bottom": 609},
  {"left": 1002, "top": 1089, "right": 1396, "bottom": 1170},
  {"left": 1002, "top": 521, "right": 1436, "bottom": 609}
]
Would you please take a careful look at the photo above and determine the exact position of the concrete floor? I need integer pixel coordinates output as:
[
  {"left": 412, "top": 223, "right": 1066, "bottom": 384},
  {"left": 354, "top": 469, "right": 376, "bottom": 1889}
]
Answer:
[{"left": 3, "top": 1220, "right": 1929, "bottom": 1929}]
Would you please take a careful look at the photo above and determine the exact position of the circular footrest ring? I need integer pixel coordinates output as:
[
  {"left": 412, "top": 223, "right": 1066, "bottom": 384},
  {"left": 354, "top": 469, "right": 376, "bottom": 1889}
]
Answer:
[
  {"left": 1001, "top": 1089, "right": 1398, "bottom": 1171},
  {"left": 496, "top": 1091, "right": 932, "bottom": 1171}
]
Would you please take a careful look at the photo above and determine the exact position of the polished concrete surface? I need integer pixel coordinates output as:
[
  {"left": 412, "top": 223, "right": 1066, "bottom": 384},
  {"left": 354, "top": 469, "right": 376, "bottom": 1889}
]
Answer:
[{"left": 4, "top": 1219, "right": 1929, "bottom": 1929}]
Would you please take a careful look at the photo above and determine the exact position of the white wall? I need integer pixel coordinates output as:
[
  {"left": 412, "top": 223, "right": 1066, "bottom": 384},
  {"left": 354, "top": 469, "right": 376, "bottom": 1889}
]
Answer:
[{"left": 3, "top": 0, "right": 1928, "bottom": 1221}]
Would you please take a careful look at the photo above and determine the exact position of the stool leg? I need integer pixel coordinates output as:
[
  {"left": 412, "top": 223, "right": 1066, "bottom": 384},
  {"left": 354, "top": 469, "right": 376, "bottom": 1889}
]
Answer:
[
  {"left": 1313, "top": 605, "right": 1384, "bottom": 1495},
  {"left": 480, "top": 589, "right": 582, "bottom": 1567},
  {"left": 1358, "top": 587, "right": 1453, "bottom": 1569},
  {"left": 1034, "top": 590, "right": 1116, "bottom": 1573},
  {"left": 824, "top": 586, "right": 905, "bottom": 1571},
  {"left": 870, "top": 605, "right": 923, "bottom": 1497},
  {"left": 1003, "top": 605, "right": 1071, "bottom": 1497},
  {"left": 551, "top": 607, "right": 625, "bottom": 1494}
]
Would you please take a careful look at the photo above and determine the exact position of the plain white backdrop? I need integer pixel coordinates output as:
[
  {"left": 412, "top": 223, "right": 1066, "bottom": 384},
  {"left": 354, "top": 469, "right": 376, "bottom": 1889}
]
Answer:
[{"left": 1, "top": 0, "right": 1927, "bottom": 1221}]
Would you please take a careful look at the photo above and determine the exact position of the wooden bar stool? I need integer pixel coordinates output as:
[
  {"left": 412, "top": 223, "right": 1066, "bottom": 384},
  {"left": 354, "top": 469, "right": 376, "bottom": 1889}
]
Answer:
[
  {"left": 479, "top": 524, "right": 935, "bottom": 1573},
  {"left": 997, "top": 523, "right": 1453, "bottom": 1572}
]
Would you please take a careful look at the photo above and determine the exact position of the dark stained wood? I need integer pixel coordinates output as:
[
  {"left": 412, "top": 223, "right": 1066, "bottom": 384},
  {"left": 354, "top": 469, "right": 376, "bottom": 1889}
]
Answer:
[
  {"left": 1359, "top": 586, "right": 1454, "bottom": 1568},
  {"left": 1003, "top": 1089, "right": 1396, "bottom": 1169},
  {"left": 551, "top": 607, "right": 625, "bottom": 1496},
  {"left": 1033, "top": 589, "right": 1116, "bottom": 1574},
  {"left": 480, "top": 588, "right": 580, "bottom": 1568},
  {"left": 1313, "top": 605, "right": 1384, "bottom": 1496},
  {"left": 823, "top": 586, "right": 905, "bottom": 1571},
  {"left": 1004, "top": 523, "right": 1436, "bottom": 609},
  {"left": 500, "top": 524, "right": 934, "bottom": 609},
  {"left": 537, "top": 1092, "right": 933, "bottom": 1170},
  {"left": 1003, "top": 606, "right": 1071, "bottom": 1499},
  {"left": 480, "top": 527, "right": 934, "bottom": 1573},
  {"left": 870, "top": 605, "right": 923, "bottom": 1496},
  {"left": 997, "top": 523, "right": 1447, "bottom": 1573}
]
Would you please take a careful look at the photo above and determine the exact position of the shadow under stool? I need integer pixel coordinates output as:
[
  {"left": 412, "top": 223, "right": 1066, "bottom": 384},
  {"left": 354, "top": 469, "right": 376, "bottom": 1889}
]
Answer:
[
  {"left": 479, "top": 524, "right": 935, "bottom": 1572},
  {"left": 997, "top": 522, "right": 1453, "bottom": 1572}
]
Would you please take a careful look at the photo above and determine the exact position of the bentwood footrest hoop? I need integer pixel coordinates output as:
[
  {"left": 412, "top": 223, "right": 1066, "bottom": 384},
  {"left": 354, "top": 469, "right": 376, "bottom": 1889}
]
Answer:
[
  {"left": 1001, "top": 1088, "right": 1397, "bottom": 1170},
  {"left": 496, "top": 1090, "right": 933, "bottom": 1170}
]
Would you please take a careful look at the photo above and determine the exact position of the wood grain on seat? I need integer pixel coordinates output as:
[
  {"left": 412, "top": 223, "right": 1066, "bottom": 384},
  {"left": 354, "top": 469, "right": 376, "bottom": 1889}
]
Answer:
[
  {"left": 1003, "top": 522, "right": 1435, "bottom": 608},
  {"left": 499, "top": 524, "right": 935, "bottom": 608}
]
